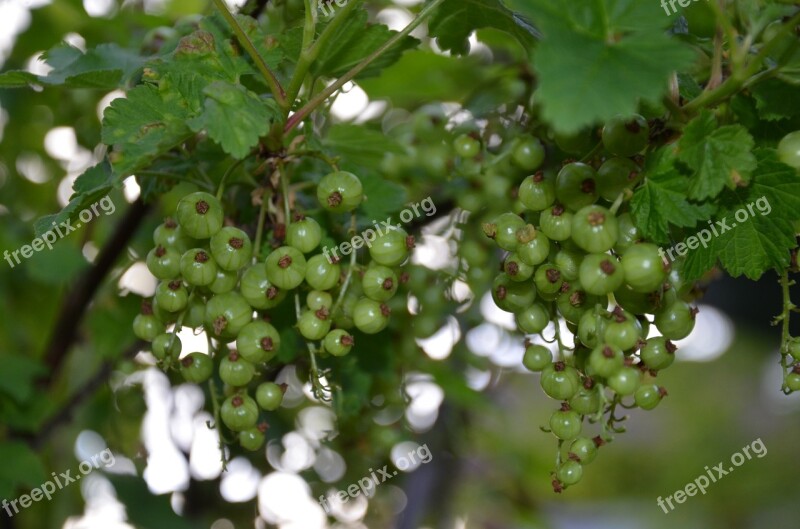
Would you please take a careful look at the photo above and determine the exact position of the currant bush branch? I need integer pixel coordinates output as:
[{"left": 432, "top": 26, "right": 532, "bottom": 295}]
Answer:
[
  {"left": 285, "top": 0, "right": 447, "bottom": 132},
  {"left": 211, "top": 0, "right": 288, "bottom": 110}
]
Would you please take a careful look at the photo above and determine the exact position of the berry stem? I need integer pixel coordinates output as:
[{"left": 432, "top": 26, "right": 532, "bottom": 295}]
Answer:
[
  {"left": 217, "top": 157, "right": 247, "bottom": 201},
  {"left": 207, "top": 377, "right": 231, "bottom": 471},
  {"left": 330, "top": 213, "right": 359, "bottom": 316},
  {"left": 253, "top": 188, "right": 270, "bottom": 262},
  {"left": 210, "top": 0, "right": 288, "bottom": 110},
  {"left": 778, "top": 269, "right": 797, "bottom": 393},
  {"left": 285, "top": 0, "right": 447, "bottom": 133}
]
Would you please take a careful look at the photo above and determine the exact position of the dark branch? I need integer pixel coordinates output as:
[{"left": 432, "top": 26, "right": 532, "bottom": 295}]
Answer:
[{"left": 40, "top": 198, "right": 150, "bottom": 386}]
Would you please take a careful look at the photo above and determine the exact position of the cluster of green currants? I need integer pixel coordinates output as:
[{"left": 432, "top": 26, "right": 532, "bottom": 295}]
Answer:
[
  {"left": 131, "top": 171, "right": 413, "bottom": 450},
  {"left": 480, "top": 114, "right": 699, "bottom": 491}
]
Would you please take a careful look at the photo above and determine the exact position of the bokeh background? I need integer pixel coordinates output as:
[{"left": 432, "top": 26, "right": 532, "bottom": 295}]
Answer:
[{"left": 1, "top": 0, "right": 799, "bottom": 528}]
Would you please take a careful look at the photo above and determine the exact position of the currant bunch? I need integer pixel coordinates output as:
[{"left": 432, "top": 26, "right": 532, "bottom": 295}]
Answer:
[
  {"left": 133, "top": 169, "right": 415, "bottom": 451},
  {"left": 480, "top": 114, "right": 700, "bottom": 491}
]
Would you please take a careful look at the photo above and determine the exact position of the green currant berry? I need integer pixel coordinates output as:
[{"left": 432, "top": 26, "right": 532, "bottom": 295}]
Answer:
[
  {"left": 210, "top": 226, "right": 252, "bottom": 271},
  {"left": 519, "top": 171, "right": 556, "bottom": 211},
  {"left": 588, "top": 343, "right": 624, "bottom": 378},
  {"left": 517, "top": 229, "right": 551, "bottom": 266},
  {"left": 152, "top": 333, "right": 182, "bottom": 362},
  {"left": 204, "top": 292, "right": 253, "bottom": 341},
  {"left": 512, "top": 136, "right": 546, "bottom": 170},
  {"left": 569, "top": 386, "right": 601, "bottom": 415},
  {"left": 239, "top": 424, "right": 267, "bottom": 451},
  {"left": 154, "top": 218, "right": 193, "bottom": 253},
  {"left": 557, "top": 460, "right": 583, "bottom": 486},
  {"left": 362, "top": 265, "right": 398, "bottom": 301},
  {"left": 483, "top": 212, "right": 525, "bottom": 251},
  {"left": 621, "top": 243, "right": 668, "bottom": 293},
  {"left": 540, "top": 363, "right": 581, "bottom": 400},
  {"left": 219, "top": 350, "right": 256, "bottom": 387},
  {"left": 640, "top": 337, "right": 677, "bottom": 370},
  {"left": 789, "top": 338, "right": 800, "bottom": 361},
  {"left": 317, "top": 171, "right": 363, "bottom": 213},
  {"left": 516, "top": 303, "right": 551, "bottom": 334},
  {"left": 147, "top": 245, "right": 181, "bottom": 280},
  {"left": 534, "top": 264, "right": 563, "bottom": 298},
  {"left": 504, "top": 253, "right": 534, "bottom": 282},
  {"left": 523, "top": 344, "right": 552, "bottom": 371},
  {"left": 298, "top": 308, "right": 332, "bottom": 341},
  {"left": 556, "top": 162, "right": 598, "bottom": 210},
  {"left": 307, "top": 290, "right": 333, "bottom": 311},
  {"left": 602, "top": 114, "right": 649, "bottom": 157},
  {"left": 614, "top": 284, "right": 662, "bottom": 315},
  {"left": 556, "top": 282, "right": 602, "bottom": 325},
  {"left": 180, "top": 249, "right": 218, "bottom": 287},
  {"left": 305, "top": 254, "right": 341, "bottom": 291},
  {"left": 635, "top": 384, "right": 666, "bottom": 410},
  {"left": 323, "top": 329, "right": 355, "bottom": 356},
  {"left": 236, "top": 320, "right": 281, "bottom": 363},
  {"left": 180, "top": 352, "right": 213, "bottom": 383},
  {"left": 569, "top": 437, "right": 597, "bottom": 465},
  {"left": 597, "top": 157, "right": 641, "bottom": 201},
  {"left": 183, "top": 296, "right": 207, "bottom": 328},
  {"left": 133, "top": 302, "right": 164, "bottom": 341},
  {"left": 286, "top": 216, "right": 322, "bottom": 254},
  {"left": 221, "top": 394, "right": 259, "bottom": 432},
  {"left": 579, "top": 254, "right": 624, "bottom": 296},
  {"left": 604, "top": 308, "right": 643, "bottom": 351},
  {"left": 554, "top": 248, "right": 583, "bottom": 281},
  {"left": 208, "top": 268, "right": 239, "bottom": 294},
  {"left": 778, "top": 131, "right": 800, "bottom": 169},
  {"left": 492, "top": 273, "right": 536, "bottom": 313},
  {"left": 241, "top": 265, "right": 285, "bottom": 310},
  {"left": 786, "top": 371, "right": 800, "bottom": 392},
  {"left": 549, "top": 406, "right": 582, "bottom": 440},
  {"left": 353, "top": 298, "right": 391, "bottom": 334},
  {"left": 176, "top": 192, "right": 224, "bottom": 239},
  {"left": 454, "top": 133, "right": 481, "bottom": 159},
  {"left": 540, "top": 205, "right": 573, "bottom": 242},
  {"left": 369, "top": 227, "right": 411, "bottom": 267},
  {"left": 655, "top": 301, "right": 697, "bottom": 340},
  {"left": 571, "top": 205, "right": 619, "bottom": 253},
  {"left": 578, "top": 310, "right": 607, "bottom": 349},
  {"left": 614, "top": 213, "right": 643, "bottom": 255},
  {"left": 607, "top": 366, "right": 641, "bottom": 396},
  {"left": 155, "top": 279, "right": 188, "bottom": 313},
  {"left": 265, "top": 246, "right": 307, "bottom": 290},
  {"left": 256, "top": 382, "right": 284, "bottom": 410}
]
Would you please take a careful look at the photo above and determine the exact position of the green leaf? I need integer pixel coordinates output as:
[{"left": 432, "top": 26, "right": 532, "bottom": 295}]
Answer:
[
  {"left": 357, "top": 168, "right": 410, "bottom": 223},
  {"left": 630, "top": 147, "right": 716, "bottom": 244},
  {"left": 428, "top": 0, "right": 540, "bottom": 54},
  {"left": 34, "top": 162, "right": 116, "bottom": 237},
  {"left": 323, "top": 124, "right": 404, "bottom": 167},
  {"left": 187, "top": 81, "right": 281, "bottom": 159},
  {"left": 39, "top": 42, "right": 145, "bottom": 89},
  {"left": 102, "top": 84, "right": 195, "bottom": 176},
  {"left": 0, "top": 355, "right": 47, "bottom": 403},
  {"left": 0, "top": 442, "right": 47, "bottom": 499},
  {"left": 360, "top": 50, "right": 490, "bottom": 107},
  {"left": 0, "top": 71, "right": 39, "bottom": 88},
  {"left": 507, "top": 0, "right": 694, "bottom": 133},
  {"left": 682, "top": 149, "right": 800, "bottom": 280},
  {"left": 678, "top": 110, "right": 757, "bottom": 200},
  {"left": 313, "top": 9, "right": 420, "bottom": 79},
  {"left": 751, "top": 78, "right": 800, "bottom": 121}
]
